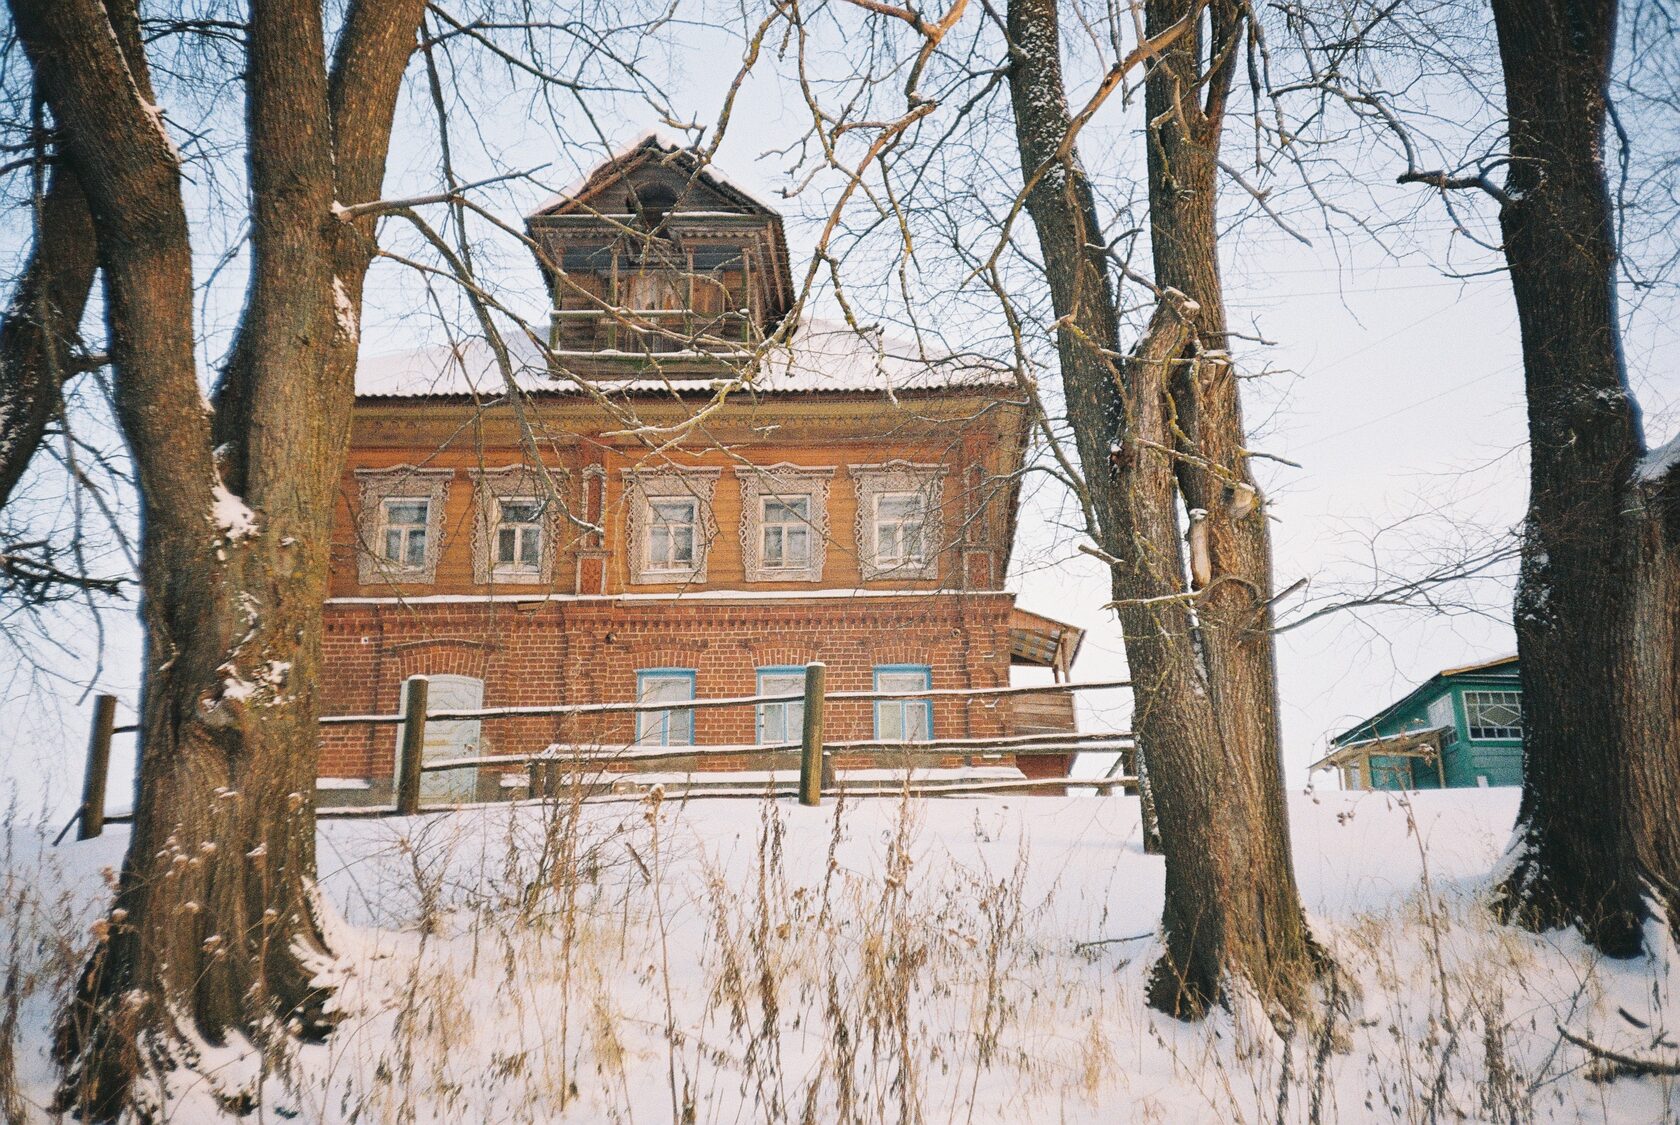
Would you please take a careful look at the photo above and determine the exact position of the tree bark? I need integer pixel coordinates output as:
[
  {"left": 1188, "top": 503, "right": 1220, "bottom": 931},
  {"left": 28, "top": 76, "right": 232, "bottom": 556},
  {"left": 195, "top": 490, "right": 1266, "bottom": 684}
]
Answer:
[
  {"left": 10, "top": 0, "right": 423, "bottom": 1116},
  {"left": 1488, "top": 0, "right": 1680, "bottom": 955},
  {"left": 0, "top": 159, "right": 96, "bottom": 515},
  {"left": 1005, "top": 0, "right": 1318, "bottom": 1018}
]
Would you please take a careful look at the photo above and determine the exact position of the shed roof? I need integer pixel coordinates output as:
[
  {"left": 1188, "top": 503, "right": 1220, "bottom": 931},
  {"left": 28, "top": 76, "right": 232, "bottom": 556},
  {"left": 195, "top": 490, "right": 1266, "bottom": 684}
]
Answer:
[
  {"left": 355, "top": 318, "right": 1018, "bottom": 401},
  {"left": 1007, "top": 606, "right": 1085, "bottom": 676}
]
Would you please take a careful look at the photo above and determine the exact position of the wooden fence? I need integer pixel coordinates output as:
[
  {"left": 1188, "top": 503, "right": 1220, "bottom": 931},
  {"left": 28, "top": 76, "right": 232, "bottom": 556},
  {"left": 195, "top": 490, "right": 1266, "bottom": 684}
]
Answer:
[{"left": 63, "top": 663, "right": 1139, "bottom": 840}]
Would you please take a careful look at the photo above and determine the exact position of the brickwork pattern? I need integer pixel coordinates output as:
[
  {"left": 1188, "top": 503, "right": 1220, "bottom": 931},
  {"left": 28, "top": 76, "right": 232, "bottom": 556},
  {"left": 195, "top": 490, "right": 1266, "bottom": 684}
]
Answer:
[{"left": 319, "top": 594, "right": 1021, "bottom": 789}]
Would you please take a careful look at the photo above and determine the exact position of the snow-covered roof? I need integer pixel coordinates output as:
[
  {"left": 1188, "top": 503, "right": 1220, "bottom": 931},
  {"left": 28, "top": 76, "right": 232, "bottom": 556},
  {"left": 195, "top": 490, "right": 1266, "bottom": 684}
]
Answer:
[
  {"left": 355, "top": 318, "right": 1017, "bottom": 400},
  {"left": 1639, "top": 431, "right": 1680, "bottom": 484}
]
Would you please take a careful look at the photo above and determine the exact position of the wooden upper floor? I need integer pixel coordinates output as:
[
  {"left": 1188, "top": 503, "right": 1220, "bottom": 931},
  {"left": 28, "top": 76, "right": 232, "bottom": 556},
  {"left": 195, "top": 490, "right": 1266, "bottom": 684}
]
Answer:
[
  {"left": 329, "top": 382, "right": 1031, "bottom": 600},
  {"left": 334, "top": 139, "right": 1034, "bottom": 602},
  {"left": 526, "top": 134, "right": 794, "bottom": 379}
]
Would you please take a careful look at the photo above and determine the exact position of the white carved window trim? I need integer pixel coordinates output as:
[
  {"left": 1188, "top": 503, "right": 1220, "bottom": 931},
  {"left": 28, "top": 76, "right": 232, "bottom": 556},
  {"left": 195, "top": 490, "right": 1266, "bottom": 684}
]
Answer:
[
  {"left": 623, "top": 467, "right": 720, "bottom": 585},
  {"left": 354, "top": 466, "right": 453, "bottom": 585},
  {"left": 851, "top": 461, "right": 947, "bottom": 580},
  {"left": 1464, "top": 690, "right": 1523, "bottom": 741},
  {"left": 735, "top": 464, "right": 834, "bottom": 583},
  {"left": 469, "top": 466, "right": 567, "bottom": 585}
]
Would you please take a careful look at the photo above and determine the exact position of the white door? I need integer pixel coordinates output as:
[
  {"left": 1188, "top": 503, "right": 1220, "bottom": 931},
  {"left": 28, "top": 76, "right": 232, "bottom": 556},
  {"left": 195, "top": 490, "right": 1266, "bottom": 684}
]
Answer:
[{"left": 399, "top": 675, "right": 482, "bottom": 804}]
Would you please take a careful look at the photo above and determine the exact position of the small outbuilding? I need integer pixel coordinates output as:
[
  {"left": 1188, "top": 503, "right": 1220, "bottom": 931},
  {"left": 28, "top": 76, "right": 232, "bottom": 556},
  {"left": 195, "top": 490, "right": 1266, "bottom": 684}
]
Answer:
[{"left": 1312, "top": 655, "right": 1524, "bottom": 791}]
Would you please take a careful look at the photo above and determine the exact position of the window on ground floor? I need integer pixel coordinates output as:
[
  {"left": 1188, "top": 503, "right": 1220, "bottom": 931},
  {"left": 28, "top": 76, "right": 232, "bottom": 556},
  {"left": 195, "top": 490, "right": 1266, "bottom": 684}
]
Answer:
[
  {"left": 873, "top": 665, "right": 932, "bottom": 742},
  {"left": 756, "top": 667, "right": 806, "bottom": 745},
  {"left": 636, "top": 669, "right": 696, "bottom": 746}
]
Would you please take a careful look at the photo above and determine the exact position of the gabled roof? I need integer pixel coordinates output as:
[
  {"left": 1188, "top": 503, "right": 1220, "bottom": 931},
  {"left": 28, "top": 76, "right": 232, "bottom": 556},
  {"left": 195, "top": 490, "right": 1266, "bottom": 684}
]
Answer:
[
  {"left": 1330, "top": 654, "right": 1519, "bottom": 747},
  {"left": 528, "top": 132, "right": 774, "bottom": 219}
]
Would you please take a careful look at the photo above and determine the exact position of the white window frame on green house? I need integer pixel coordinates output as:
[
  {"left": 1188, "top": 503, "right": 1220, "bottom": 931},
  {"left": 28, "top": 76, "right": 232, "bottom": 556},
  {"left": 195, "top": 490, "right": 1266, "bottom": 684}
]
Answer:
[
  {"left": 755, "top": 667, "right": 806, "bottom": 745},
  {"left": 1463, "top": 689, "right": 1523, "bottom": 740},
  {"left": 873, "top": 665, "right": 932, "bottom": 742},
  {"left": 635, "top": 669, "right": 696, "bottom": 746}
]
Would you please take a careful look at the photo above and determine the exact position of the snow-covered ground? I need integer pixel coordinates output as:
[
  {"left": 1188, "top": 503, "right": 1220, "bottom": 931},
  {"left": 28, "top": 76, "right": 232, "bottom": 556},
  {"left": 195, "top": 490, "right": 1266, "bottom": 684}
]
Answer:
[{"left": 5, "top": 789, "right": 1677, "bottom": 1122}]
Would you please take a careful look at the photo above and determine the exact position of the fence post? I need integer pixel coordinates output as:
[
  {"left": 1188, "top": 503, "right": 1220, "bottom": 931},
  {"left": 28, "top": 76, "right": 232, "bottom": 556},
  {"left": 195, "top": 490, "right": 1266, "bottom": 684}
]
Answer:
[
  {"left": 799, "top": 662, "right": 826, "bottom": 807},
  {"left": 396, "top": 677, "right": 429, "bottom": 816},
  {"left": 78, "top": 694, "right": 117, "bottom": 841}
]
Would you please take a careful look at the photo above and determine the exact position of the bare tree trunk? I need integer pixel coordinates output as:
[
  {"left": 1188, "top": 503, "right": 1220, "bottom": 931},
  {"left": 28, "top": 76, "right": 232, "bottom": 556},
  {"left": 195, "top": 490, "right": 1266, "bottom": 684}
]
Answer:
[
  {"left": 1140, "top": 0, "right": 1316, "bottom": 1014},
  {"left": 0, "top": 160, "right": 96, "bottom": 514},
  {"left": 1488, "top": 0, "right": 1680, "bottom": 955},
  {"left": 10, "top": 0, "right": 423, "bottom": 1115},
  {"left": 1005, "top": 0, "right": 1318, "bottom": 1018}
]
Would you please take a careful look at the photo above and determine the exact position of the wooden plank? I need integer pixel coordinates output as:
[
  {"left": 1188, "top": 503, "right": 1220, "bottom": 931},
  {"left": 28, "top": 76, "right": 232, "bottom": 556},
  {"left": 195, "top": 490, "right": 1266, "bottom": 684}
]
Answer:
[
  {"left": 419, "top": 737, "right": 1137, "bottom": 772},
  {"left": 321, "top": 677, "right": 1134, "bottom": 727},
  {"left": 799, "top": 662, "right": 826, "bottom": 807},
  {"left": 78, "top": 695, "right": 117, "bottom": 841},
  {"left": 395, "top": 677, "right": 429, "bottom": 816}
]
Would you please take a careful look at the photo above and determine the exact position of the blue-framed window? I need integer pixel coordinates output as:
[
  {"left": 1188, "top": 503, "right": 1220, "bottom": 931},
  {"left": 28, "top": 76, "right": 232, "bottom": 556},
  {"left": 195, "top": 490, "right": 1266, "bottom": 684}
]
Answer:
[
  {"left": 635, "top": 668, "right": 696, "bottom": 746},
  {"left": 873, "top": 665, "right": 932, "bottom": 742},
  {"left": 756, "top": 667, "right": 806, "bottom": 744}
]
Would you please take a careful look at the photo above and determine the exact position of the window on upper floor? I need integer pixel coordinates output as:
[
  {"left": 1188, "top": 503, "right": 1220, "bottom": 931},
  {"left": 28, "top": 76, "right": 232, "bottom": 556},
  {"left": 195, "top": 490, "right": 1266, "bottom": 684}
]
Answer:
[
  {"left": 493, "top": 498, "right": 544, "bottom": 576},
  {"left": 852, "top": 462, "right": 945, "bottom": 581},
  {"left": 648, "top": 498, "right": 698, "bottom": 571},
  {"left": 636, "top": 669, "right": 696, "bottom": 746},
  {"left": 874, "top": 492, "right": 926, "bottom": 568},
  {"left": 380, "top": 499, "right": 430, "bottom": 570},
  {"left": 756, "top": 668, "right": 806, "bottom": 745},
  {"left": 1464, "top": 690, "right": 1523, "bottom": 740},
  {"left": 761, "top": 496, "right": 811, "bottom": 571},
  {"left": 735, "top": 464, "right": 833, "bottom": 583},
  {"left": 355, "top": 466, "right": 453, "bottom": 585},
  {"left": 624, "top": 468, "right": 720, "bottom": 584},
  {"left": 874, "top": 665, "right": 932, "bottom": 742},
  {"left": 470, "top": 466, "right": 565, "bottom": 585}
]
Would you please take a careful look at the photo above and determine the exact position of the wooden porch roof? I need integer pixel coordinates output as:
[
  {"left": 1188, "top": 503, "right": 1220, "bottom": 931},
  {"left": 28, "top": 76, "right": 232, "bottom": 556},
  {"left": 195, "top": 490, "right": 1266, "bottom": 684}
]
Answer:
[
  {"left": 1008, "top": 607, "right": 1084, "bottom": 679},
  {"left": 1309, "top": 725, "right": 1453, "bottom": 773}
]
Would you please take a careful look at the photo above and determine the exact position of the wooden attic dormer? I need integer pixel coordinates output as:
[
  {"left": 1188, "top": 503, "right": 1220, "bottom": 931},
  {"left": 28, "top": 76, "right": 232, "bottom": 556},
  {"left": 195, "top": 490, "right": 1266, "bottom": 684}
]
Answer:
[{"left": 526, "top": 134, "right": 795, "bottom": 378}]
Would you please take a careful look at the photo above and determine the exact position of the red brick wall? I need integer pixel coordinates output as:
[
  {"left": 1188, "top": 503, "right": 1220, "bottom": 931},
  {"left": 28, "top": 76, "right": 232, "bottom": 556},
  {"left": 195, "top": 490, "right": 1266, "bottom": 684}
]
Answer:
[{"left": 318, "top": 593, "right": 1019, "bottom": 784}]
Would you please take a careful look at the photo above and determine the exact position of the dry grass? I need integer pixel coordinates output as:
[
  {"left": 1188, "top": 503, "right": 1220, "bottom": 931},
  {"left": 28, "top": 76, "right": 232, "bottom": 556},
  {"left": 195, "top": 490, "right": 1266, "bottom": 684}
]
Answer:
[{"left": 0, "top": 789, "right": 1675, "bottom": 1122}]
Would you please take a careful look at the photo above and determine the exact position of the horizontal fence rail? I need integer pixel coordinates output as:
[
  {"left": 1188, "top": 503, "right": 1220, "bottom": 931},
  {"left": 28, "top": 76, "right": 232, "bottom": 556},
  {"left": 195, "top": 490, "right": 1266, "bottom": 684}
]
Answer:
[
  {"left": 64, "top": 666, "right": 1140, "bottom": 839},
  {"left": 418, "top": 737, "right": 1139, "bottom": 773},
  {"left": 314, "top": 677, "right": 1134, "bottom": 727}
]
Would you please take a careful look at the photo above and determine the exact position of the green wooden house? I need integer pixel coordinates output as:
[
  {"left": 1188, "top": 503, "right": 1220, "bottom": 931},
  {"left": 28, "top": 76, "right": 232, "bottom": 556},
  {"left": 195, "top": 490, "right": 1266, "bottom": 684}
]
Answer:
[{"left": 1312, "top": 655, "right": 1524, "bottom": 790}]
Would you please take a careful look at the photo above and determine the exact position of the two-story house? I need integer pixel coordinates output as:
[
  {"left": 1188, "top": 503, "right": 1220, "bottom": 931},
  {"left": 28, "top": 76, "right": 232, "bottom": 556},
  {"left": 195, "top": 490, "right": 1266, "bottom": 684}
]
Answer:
[
  {"left": 315, "top": 135, "right": 1085, "bottom": 804},
  {"left": 1311, "top": 655, "right": 1524, "bottom": 790}
]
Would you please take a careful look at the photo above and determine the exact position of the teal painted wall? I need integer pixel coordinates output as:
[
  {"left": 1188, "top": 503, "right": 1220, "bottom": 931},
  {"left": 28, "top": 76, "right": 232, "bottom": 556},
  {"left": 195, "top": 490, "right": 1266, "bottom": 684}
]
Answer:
[{"left": 1335, "top": 667, "right": 1524, "bottom": 790}]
